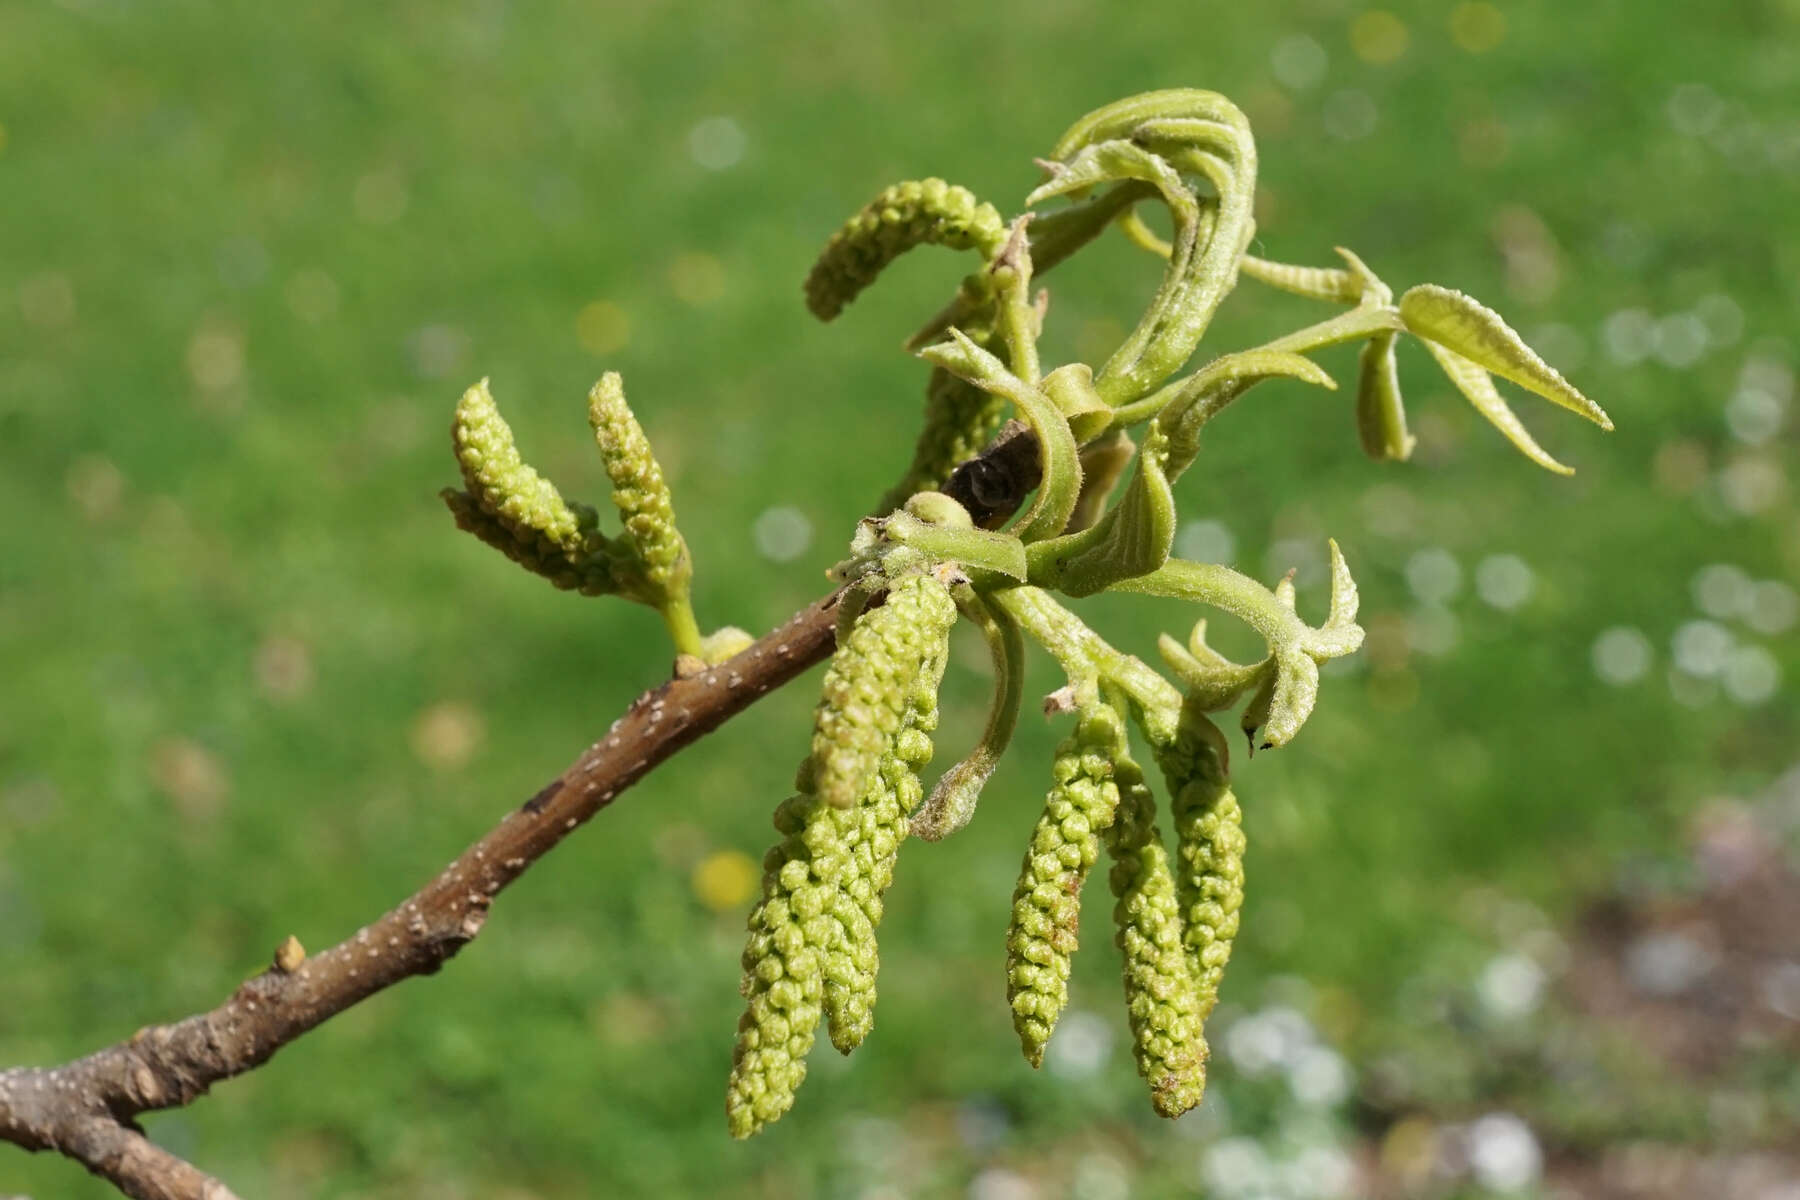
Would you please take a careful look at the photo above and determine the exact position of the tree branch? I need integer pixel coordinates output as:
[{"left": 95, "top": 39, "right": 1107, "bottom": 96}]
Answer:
[
  {"left": 0, "top": 589, "right": 843, "bottom": 1197},
  {"left": 0, "top": 424, "right": 1043, "bottom": 1199}
]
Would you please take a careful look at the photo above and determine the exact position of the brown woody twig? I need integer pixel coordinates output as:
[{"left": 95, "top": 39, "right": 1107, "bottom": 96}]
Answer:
[{"left": 0, "top": 428, "right": 1041, "bottom": 1199}]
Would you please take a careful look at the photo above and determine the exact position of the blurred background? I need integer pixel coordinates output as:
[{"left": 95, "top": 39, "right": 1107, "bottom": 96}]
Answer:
[{"left": 2, "top": 1, "right": 1796, "bottom": 1197}]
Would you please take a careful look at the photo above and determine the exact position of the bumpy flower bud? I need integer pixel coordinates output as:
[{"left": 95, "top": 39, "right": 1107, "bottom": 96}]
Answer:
[
  {"left": 441, "top": 488, "right": 609, "bottom": 593},
  {"left": 1152, "top": 709, "right": 1244, "bottom": 1017},
  {"left": 451, "top": 379, "right": 588, "bottom": 560},
  {"left": 809, "top": 571, "right": 958, "bottom": 810},
  {"left": 588, "top": 372, "right": 691, "bottom": 601},
  {"left": 1006, "top": 703, "right": 1123, "bottom": 1066},
  {"left": 1106, "top": 750, "right": 1208, "bottom": 1117},
  {"left": 804, "top": 179, "right": 1008, "bottom": 322}
]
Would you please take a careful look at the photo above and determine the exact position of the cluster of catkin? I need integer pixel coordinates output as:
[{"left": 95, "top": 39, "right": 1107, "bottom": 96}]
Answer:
[
  {"left": 726, "top": 571, "right": 957, "bottom": 1138},
  {"left": 1005, "top": 696, "right": 1243, "bottom": 1117},
  {"left": 728, "top": 563, "right": 1246, "bottom": 1134}
]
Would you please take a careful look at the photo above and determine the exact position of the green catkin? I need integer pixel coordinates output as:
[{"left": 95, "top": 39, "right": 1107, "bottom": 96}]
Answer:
[
  {"left": 821, "top": 687, "right": 939, "bottom": 1052},
  {"left": 726, "top": 791, "right": 841, "bottom": 1140},
  {"left": 804, "top": 179, "right": 1008, "bottom": 322},
  {"left": 1006, "top": 703, "right": 1124, "bottom": 1066},
  {"left": 451, "top": 378, "right": 588, "bottom": 562},
  {"left": 588, "top": 372, "right": 690, "bottom": 599},
  {"left": 440, "top": 488, "right": 610, "bottom": 593},
  {"left": 1105, "top": 749, "right": 1209, "bottom": 1117},
  {"left": 1152, "top": 709, "right": 1245, "bottom": 1017},
  {"left": 730, "top": 613, "right": 948, "bottom": 1135},
  {"left": 808, "top": 572, "right": 958, "bottom": 810}
]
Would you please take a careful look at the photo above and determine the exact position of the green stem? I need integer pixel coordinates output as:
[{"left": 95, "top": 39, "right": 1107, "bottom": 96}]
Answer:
[
  {"left": 660, "top": 595, "right": 706, "bottom": 660},
  {"left": 1104, "top": 558, "right": 1306, "bottom": 653},
  {"left": 1254, "top": 304, "right": 1402, "bottom": 356},
  {"left": 989, "top": 586, "right": 1180, "bottom": 720}
]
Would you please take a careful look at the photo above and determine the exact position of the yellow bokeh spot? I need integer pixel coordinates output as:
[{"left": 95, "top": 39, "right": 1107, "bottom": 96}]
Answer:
[
  {"left": 1350, "top": 10, "right": 1410, "bottom": 65},
  {"left": 692, "top": 848, "right": 759, "bottom": 912},
  {"left": 1458, "top": 116, "right": 1510, "bottom": 168},
  {"left": 668, "top": 251, "right": 727, "bottom": 306},
  {"left": 1380, "top": 1115, "right": 1440, "bottom": 1185},
  {"left": 1367, "top": 667, "right": 1420, "bottom": 712},
  {"left": 1449, "top": 2, "right": 1507, "bottom": 53},
  {"left": 576, "top": 300, "right": 631, "bottom": 355}
]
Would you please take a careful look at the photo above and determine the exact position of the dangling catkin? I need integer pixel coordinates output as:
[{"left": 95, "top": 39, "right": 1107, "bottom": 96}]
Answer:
[
  {"left": 1005, "top": 702, "right": 1123, "bottom": 1066},
  {"left": 1105, "top": 749, "right": 1209, "bottom": 1117}
]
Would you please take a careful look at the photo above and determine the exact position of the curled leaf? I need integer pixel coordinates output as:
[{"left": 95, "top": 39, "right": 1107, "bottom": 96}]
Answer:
[
  {"left": 881, "top": 509, "right": 1028, "bottom": 581},
  {"left": 1238, "top": 253, "right": 1360, "bottom": 304},
  {"left": 1421, "top": 339, "right": 1574, "bottom": 476},
  {"left": 1065, "top": 429, "right": 1137, "bottom": 534},
  {"left": 1355, "top": 331, "right": 1416, "bottom": 462},
  {"left": 1156, "top": 624, "right": 1263, "bottom": 711},
  {"left": 1026, "top": 424, "right": 1176, "bottom": 597},
  {"left": 1041, "top": 363, "right": 1112, "bottom": 444},
  {"left": 1110, "top": 541, "right": 1364, "bottom": 750},
  {"left": 1145, "top": 349, "right": 1337, "bottom": 481},
  {"left": 1041, "top": 90, "right": 1259, "bottom": 407}
]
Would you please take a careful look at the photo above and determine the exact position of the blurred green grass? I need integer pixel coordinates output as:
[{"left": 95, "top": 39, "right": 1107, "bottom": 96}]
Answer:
[{"left": 1, "top": 1, "right": 1795, "bottom": 1196}]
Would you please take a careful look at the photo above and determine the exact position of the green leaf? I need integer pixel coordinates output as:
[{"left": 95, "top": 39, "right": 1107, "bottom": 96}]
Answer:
[
  {"left": 1041, "top": 91, "right": 1260, "bottom": 409},
  {"left": 1420, "top": 339, "right": 1574, "bottom": 476},
  {"left": 1156, "top": 350, "right": 1339, "bottom": 480},
  {"left": 1399, "top": 284, "right": 1612, "bottom": 429},
  {"left": 1107, "top": 543, "right": 1364, "bottom": 750}
]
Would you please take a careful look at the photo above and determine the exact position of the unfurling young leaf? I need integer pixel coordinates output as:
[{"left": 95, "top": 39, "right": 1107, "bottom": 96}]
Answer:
[{"left": 1355, "top": 330, "right": 1416, "bottom": 462}]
